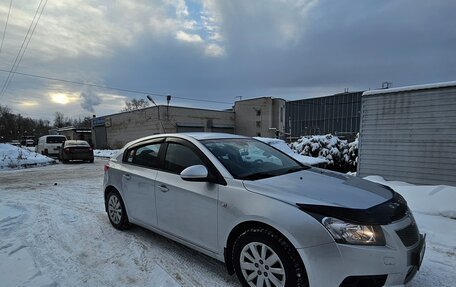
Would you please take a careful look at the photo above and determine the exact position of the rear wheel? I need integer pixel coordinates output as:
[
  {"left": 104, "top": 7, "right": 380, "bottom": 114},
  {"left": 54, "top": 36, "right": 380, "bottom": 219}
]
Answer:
[
  {"left": 106, "top": 190, "right": 130, "bottom": 230},
  {"left": 232, "top": 228, "right": 308, "bottom": 287}
]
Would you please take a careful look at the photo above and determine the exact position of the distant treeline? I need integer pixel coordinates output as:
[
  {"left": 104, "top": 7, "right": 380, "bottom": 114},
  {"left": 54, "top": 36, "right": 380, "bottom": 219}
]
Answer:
[{"left": 0, "top": 105, "right": 91, "bottom": 143}]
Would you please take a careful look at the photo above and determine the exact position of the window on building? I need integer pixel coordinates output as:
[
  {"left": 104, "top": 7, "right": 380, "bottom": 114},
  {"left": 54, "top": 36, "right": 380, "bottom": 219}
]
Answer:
[
  {"left": 256, "top": 121, "right": 261, "bottom": 128},
  {"left": 256, "top": 109, "right": 261, "bottom": 116}
]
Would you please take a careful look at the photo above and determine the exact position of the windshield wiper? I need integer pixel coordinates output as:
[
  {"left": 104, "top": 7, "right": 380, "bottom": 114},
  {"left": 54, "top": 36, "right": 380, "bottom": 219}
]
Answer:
[
  {"left": 240, "top": 172, "right": 277, "bottom": 180},
  {"left": 284, "top": 166, "right": 309, "bottom": 174}
]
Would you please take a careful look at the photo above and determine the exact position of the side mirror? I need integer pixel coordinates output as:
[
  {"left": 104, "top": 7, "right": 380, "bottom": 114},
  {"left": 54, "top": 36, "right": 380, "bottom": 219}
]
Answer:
[{"left": 180, "top": 165, "right": 208, "bottom": 182}]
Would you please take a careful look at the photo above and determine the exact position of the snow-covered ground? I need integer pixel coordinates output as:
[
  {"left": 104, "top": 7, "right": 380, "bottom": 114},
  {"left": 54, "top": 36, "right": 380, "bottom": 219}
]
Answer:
[
  {"left": 0, "top": 160, "right": 238, "bottom": 287},
  {"left": 94, "top": 149, "right": 120, "bottom": 158},
  {"left": 0, "top": 160, "right": 454, "bottom": 286},
  {"left": 364, "top": 176, "right": 456, "bottom": 287},
  {"left": 0, "top": 143, "right": 55, "bottom": 170}
]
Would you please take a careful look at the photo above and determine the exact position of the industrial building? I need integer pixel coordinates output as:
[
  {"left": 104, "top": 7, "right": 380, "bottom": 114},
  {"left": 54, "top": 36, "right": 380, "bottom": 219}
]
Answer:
[
  {"left": 285, "top": 91, "right": 363, "bottom": 140},
  {"left": 357, "top": 81, "right": 456, "bottom": 186},
  {"left": 234, "top": 97, "right": 286, "bottom": 138},
  {"left": 92, "top": 97, "right": 287, "bottom": 149},
  {"left": 92, "top": 105, "right": 235, "bottom": 149}
]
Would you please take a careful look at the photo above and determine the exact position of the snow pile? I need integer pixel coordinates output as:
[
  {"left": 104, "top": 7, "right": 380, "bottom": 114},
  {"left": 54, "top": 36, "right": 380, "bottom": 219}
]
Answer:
[
  {"left": 290, "top": 134, "right": 357, "bottom": 171},
  {"left": 364, "top": 176, "right": 456, "bottom": 283},
  {"left": 365, "top": 176, "right": 456, "bottom": 220},
  {"left": 254, "top": 137, "right": 328, "bottom": 166},
  {"left": 93, "top": 149, "right": 119, "bottom": 158},
  {"left": 0, "top": 144, "right": 55, "bottom": 170}
]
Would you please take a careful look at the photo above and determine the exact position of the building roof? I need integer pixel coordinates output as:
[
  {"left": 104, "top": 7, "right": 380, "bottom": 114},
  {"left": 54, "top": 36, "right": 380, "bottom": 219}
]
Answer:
[
  {"left": 92, "top": 104, "right": 233, "bottom": 120},
  {"left": 363, "top": 81, "right": 456, "bottom": 96}
]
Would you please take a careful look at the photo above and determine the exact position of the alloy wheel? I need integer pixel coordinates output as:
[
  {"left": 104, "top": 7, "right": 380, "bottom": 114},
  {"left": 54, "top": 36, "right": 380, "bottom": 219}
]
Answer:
[
  {"left": 108, "top": 195, "right": 122, "bottom": 225},
  {"left": 240, "top": 242, "right": 286, "bottom": 287}
]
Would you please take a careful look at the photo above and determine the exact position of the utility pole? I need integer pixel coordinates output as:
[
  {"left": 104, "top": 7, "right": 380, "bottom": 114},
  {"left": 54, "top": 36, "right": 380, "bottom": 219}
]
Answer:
[{"left": 146, "top": 95, "right": 166, "bottom": 133}]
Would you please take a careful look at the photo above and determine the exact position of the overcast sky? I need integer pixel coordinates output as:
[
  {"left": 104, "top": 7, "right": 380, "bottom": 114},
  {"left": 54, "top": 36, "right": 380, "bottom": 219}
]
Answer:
[{"left": 0, "top": 0, "right": 455, "bottom": 121}]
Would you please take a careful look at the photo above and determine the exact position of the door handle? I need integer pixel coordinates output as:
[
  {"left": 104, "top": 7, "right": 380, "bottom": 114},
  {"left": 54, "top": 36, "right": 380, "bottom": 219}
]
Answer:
[
  {"left": 123, "top": 174, "right": 131, "bottom": 180},
  {"left": 158, "top": 184, "right": 169, "bottom": 192}
]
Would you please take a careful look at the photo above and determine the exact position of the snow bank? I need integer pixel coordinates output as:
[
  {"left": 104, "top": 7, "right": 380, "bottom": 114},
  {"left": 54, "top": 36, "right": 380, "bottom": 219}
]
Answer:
[
  {"left": 93, "top": 149, "right": 120, "bottom": 158},
  {"left": 364, "top": 176, "right": 456, "bottom": 220},
  {"left": 254, "top": 137, "right": 328, "bottom": 166},
  {"left": 0, "top": 144, "right": 55, "bottom": 170}
]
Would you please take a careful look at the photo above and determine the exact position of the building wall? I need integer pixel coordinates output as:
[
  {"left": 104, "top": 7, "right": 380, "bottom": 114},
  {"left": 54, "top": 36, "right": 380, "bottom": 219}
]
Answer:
[
  {"left": 285, "top": 92, "right": 362, "bottom": 140},
  {"left": 234, "top": 97, "right": 286, "bottom": 138},
  {"left": 357, "top": 85, "right": 456, "bottom": 186},
  {"left": 94, "top": 106, "right": 235, "bottom": 149}
]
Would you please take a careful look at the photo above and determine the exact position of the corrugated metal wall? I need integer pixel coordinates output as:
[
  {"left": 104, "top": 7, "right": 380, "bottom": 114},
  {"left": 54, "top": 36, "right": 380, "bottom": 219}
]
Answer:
[
  {"left": 285, "top": 92, "right": 362, "bottom": 139},
  {"left": 358, "top": 86, "right": 456, "bottom": 186}
]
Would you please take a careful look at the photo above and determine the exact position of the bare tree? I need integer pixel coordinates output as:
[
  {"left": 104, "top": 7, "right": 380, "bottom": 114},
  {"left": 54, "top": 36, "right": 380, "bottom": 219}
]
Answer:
[
  {"left": 53, "top": 112, "right": 72, "bottom": 128},
  {"left": 121, "top": 98, "right": 150, "bottom": 112}
]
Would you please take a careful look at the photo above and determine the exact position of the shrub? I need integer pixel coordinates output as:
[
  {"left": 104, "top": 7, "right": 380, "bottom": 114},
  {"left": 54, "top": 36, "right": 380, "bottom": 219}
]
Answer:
[{"left": 290, "top": 134, "right": 358, "bottom": 172}]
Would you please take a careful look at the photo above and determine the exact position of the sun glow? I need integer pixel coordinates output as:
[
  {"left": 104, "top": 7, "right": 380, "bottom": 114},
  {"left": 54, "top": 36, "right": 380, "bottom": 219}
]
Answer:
[
  {"left": 50, "top": 93, "right": 77, "bottom": 105},
  {"left": 19, "top": 100, "right": 39, "bottom": 107}
]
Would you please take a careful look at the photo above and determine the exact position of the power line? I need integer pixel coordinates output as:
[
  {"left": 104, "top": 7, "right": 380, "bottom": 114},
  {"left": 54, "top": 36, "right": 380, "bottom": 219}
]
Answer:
[
  {"left": 0, "top": 68, "right": 234, "bottom": 105},
  {"left": 0, "top": 0, "right": 47, "bottom": 97},
  {"left": 0, "top": 0, "right": 13, "bottom": 58},
  {"left": 7, "top": 0, "right": 47, "bottom": 91}
]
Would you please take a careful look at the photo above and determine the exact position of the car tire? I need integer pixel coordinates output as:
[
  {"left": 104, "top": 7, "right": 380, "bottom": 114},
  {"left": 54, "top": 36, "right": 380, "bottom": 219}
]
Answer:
[
  {"left": 89, "top": 159, "right": 94, "bottom": 163},
  {"left": 232, "top": 228, "right": 308, "bottom": 287},
  {"left": 106, "top": 190, "right": 130, "bottom": 230}
]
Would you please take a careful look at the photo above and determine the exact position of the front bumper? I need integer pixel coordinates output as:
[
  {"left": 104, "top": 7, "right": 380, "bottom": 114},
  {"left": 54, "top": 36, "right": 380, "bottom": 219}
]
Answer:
[{"left": 298, "top": 216, "right": 425, "bottom": 286}]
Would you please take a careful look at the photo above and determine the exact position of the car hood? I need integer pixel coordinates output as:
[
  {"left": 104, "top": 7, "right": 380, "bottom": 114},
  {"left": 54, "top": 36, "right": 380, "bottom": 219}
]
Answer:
[{"left": 242, "top": 168, "right": 393, "bottom": 209}]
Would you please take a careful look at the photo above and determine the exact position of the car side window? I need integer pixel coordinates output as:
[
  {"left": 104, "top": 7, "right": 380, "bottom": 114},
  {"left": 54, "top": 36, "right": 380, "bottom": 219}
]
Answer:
[
  {"left": 126, "top": 143, "right": 162, "bottom": 168},
  {"left": 164, "top": 143, "right": 204, "bottom": 174}
]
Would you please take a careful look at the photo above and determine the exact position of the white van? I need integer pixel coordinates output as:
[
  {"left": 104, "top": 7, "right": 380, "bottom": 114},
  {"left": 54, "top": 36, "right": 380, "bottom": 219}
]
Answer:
[{"left": 36, "top": 135, "right": 67, "bottom": 156}]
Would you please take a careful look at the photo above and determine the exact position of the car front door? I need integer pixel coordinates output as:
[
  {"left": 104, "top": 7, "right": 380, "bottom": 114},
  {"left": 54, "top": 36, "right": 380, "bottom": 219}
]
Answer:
[
  {"left": 155, "top": 138, "right": 219, "bottom": 252},
  {"left": 121, "top": 139, "right": 163, "bottom": 227}
]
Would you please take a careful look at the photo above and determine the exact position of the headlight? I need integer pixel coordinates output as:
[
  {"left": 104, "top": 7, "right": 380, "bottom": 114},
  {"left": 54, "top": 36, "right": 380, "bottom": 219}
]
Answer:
[{"left": 322, "top": 217, "right": 385, "bottom": 246}]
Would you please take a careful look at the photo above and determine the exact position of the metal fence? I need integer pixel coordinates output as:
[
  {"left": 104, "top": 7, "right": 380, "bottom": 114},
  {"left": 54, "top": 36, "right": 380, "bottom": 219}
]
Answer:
[{"left": 285, "top": 91, "right": 362, "bottom": 140}]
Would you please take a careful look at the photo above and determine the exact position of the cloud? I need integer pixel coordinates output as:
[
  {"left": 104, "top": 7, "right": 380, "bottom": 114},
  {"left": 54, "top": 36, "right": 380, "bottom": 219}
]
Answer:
[
  {"left": 176, "top": 31, "right": 203, "bottom": 43},
  {"left": 0, "top": 0, "right": 455, "bottom": 121},
  {"left": 80, "top": 89, "right": 102, "bottom": 113}
]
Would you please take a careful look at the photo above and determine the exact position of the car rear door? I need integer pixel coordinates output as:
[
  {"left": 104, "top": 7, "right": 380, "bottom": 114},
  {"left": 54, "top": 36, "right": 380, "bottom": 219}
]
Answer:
[
  {"left": 155, "top": 138, "right": 219, "bottom": 253},
  {"left": 121, "top": 139, "right": 164, "bottom": 227}
]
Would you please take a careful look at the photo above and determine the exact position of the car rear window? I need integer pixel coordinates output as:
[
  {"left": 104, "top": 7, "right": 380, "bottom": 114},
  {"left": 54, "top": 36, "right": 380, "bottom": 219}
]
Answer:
[
  {"left": 65, "top": 141, "right": 90, "bottom": 147},
  {"left": 46, "top": 136, "right": 66, "bottom": 143}
]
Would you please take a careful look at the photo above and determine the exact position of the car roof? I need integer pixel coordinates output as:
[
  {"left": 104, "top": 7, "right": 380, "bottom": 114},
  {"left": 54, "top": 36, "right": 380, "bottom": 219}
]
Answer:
[
  {"left": 123, "top": 132, "right": 249, "bottom": 149},
  {"left": 65, "top": 140, "right": 88, "bottom": 143},
  {"left": 181, "top": 132, "right": 247, "bottom": 140}
]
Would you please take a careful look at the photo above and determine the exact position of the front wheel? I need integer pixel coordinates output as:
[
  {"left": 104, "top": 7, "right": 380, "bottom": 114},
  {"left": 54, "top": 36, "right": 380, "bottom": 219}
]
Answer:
[
  {"left": 106, "top": 190, "right": 130, "bottom": 230},
  {"left": 232, "top": 228, "right": 308, "bottom": 287}
]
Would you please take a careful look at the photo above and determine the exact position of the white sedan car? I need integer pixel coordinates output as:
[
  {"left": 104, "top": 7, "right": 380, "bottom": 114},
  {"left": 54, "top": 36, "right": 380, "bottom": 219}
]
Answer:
[{"left": 103, "top": 133, "right": 425, "bottom": 287}]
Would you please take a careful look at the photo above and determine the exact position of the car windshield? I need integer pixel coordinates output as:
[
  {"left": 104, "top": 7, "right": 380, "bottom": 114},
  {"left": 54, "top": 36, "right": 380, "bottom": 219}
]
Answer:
[
  {"left": 202, "top": 138, "right": 309, "bottom": 180},
  {"left": 46, "top": 136, "right": 66, "bottom": 143}
]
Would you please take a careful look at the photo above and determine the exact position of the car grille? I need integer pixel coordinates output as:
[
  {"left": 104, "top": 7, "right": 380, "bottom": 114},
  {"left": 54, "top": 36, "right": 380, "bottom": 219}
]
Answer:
[{"left": 396, "top": 223, "right": 419, "bottom": 247}]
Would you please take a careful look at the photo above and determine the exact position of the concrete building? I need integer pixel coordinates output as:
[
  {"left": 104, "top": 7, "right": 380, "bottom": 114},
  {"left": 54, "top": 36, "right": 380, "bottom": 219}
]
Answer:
[
  {"left": 357, "top": 81, "right": 456, "bottom": 186},
  {"left": 285, "top": 91, "right": 363, "bottom": 140},
  {"left": 92, "top": 106, "right": 235, "bottom": 149},
  {"left": 234, "top": 97, "right": 286, "bottom": 138}
]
